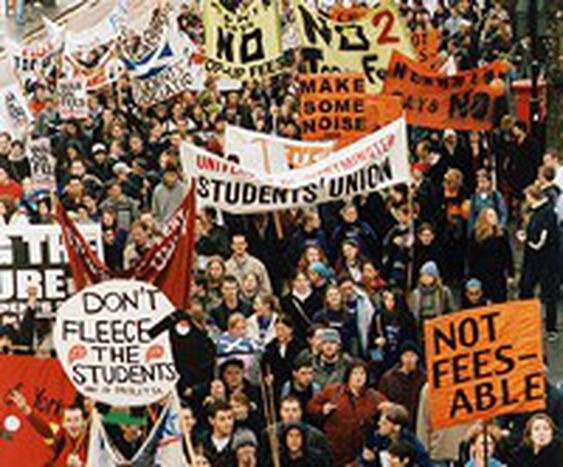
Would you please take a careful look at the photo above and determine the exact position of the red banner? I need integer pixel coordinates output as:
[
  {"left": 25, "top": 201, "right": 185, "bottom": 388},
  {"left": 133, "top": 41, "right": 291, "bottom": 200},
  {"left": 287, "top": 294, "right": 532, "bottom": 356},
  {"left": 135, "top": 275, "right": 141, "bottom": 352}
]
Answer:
[
  {"left": 0, "top": 356, "right": 77, "bottom": 467},
  {"left": 56, "top": 183, "right": 197, "bottom": 309}
]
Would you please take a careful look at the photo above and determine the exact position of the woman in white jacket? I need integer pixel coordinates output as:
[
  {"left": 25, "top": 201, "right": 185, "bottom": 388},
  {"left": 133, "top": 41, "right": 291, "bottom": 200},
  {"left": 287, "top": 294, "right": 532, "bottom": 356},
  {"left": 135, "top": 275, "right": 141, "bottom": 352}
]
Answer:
[{"left": 246, "top": 294, "right": 280, "bottom": 349}]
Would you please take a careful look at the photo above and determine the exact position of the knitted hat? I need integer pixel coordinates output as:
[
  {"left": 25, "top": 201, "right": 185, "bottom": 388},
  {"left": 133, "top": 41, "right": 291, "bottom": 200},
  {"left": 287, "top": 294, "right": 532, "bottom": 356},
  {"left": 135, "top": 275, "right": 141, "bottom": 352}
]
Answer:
[
  {"left": 465, "top": 278, "right": 483, "bottom": 290},
  {"left": 399, "top": 340, "right": 421, "bottom": 357},
  {"left": 232, "top": 429, "right": 258, "bottom": 450},
  {"left": 308, "top": 262, "right": 330, "bottom": 280},
  {"left": 321, "top": 328, "right": 341, "bottom": 345},
  {"left": 419, "top": 261, "right": 439, "bottom": 278}
]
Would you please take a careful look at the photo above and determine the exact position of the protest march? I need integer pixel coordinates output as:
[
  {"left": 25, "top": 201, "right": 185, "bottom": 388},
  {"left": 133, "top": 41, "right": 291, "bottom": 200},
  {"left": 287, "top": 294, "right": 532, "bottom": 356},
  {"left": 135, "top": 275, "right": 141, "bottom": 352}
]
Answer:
[{"left": 0, "top": 0, "right": 562, "bottom": 466}]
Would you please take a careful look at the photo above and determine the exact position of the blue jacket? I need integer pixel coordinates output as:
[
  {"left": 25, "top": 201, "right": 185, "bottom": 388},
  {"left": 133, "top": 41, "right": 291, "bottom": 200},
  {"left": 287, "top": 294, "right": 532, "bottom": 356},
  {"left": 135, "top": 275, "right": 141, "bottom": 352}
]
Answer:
[{"left": 360, "top": 429, "right": 433, "bottom": 467}]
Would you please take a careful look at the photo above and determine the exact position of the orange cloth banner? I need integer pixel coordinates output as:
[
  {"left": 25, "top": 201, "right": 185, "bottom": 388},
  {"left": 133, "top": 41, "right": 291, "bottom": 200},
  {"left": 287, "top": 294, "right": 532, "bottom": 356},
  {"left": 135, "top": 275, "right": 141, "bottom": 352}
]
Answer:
[
  {"left": 411, "top": 26, "right": 440, "bottom": 68},
  {"left": 383, "top": 51, "right": 509, "bottom": 131},
  {"left": 0, "top": 356, "right": 77, "bottom": 467},
  {"left": 299, "top": 73, "right": 402, "bottom": 147},
  {"left": 424, "top": 300, "right": 545, "bottom": 429}
]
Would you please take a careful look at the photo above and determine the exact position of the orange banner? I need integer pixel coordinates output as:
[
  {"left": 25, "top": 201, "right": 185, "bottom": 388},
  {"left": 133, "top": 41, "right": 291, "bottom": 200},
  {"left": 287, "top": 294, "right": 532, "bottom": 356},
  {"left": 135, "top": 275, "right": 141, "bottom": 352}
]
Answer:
[
  {"left": 383, "top": 51, "right": 509, "bottom": 131},
  {"left": 300, "top": 73, "right": 402, "bottom": 147},
  {"left": 424, "top": 300, "right": 545, "bottom": 429},
  {"left": 411, "top": 26, "right": 440, "bottom": 68}
]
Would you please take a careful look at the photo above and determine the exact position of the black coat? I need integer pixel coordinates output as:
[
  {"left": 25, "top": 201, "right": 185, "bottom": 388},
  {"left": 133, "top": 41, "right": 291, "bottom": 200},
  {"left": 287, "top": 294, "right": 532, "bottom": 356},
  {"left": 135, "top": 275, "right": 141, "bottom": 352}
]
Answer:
[
  {"left": 513, "top": 438, "right": 563, "bottom": 467},
  {"left": 148, "top": 311, "right": 215, "bottom": 395},
  {"left": 280, "top": 291, "right": 323, "bottom": 343},
  {"left": 524, "top": 199, "right": 560, "bottom": 271},
  {"left": 262, "top": 338, "right": 305, "bottom": 396},
  {"left": 467, "top": 233, "right": 514, "bottom": 302}
]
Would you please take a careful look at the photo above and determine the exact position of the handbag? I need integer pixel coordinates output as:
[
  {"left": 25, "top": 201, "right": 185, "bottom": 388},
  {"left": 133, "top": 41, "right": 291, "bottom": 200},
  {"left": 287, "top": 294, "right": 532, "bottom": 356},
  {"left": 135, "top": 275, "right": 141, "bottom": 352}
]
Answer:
[{"left": 369, "top": 314, "right": 385, "bottom": 363}]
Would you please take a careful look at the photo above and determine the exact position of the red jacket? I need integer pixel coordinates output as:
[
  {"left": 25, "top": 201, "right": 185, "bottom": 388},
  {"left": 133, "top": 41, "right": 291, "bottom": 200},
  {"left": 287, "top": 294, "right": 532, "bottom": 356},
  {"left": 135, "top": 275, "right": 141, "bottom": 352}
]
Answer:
[
  {"left": 27, "top": 411, "right": 88, "bottom": 467},
  {"left": 378, "top": 365, "right": 426, "bottom": 431},
  {"left": 0, "top": 179, "right": 22, "bottom": 201},
  {"left": 308, "top": 383, "right": 386, "bottom": 466}
]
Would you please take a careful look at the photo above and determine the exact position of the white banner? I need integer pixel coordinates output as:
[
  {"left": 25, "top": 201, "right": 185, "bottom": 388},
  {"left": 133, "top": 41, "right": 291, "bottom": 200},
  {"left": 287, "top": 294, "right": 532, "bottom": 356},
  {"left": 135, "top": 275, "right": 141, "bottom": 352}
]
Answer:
[
  {"left": 0, "top": 224, "right": 103, "bottom": 314},
  {"left": 65, "top": 0, "right": 126, "bottom": 54},
  {"left": 54, "top": 279, "right": 179, "bottom": 406},
  {"left": 225, "top": 125, "right": 334, "bottom": 173},
  {"left": 0, "top": 84, "right": 32, "bottom": 133},
  {"left": 27, "top": 138, "right": 56, "bottom": 192},
  {"left": 58, "top": 78, "right": 88, "bottom": 120},
  {"left": 5, "top": 30, "right": 63, "bottom": 90},
  {"left": 181, "top": 118, "right": 411, "bottom": 213}
]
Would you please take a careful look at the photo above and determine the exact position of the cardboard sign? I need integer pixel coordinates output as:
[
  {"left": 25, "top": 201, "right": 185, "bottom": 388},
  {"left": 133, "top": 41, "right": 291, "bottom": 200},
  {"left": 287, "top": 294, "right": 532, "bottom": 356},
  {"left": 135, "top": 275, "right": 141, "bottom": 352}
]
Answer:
[
  {"left": 0, "top": 85, "right": 32, "bottom": 132},
  {"left": 295, "top": 0, "right": 415, "bottom": 93},
  {"left": 383, "top": 51, "right": 509, "bottom": 131},
  {"left": 6, "top": 33, "right": 63, "bottom": 90},
  {"left": 182, "top": 118, "right": 411, "bottom": 213},
  {"left": 27, "top": 138, "right": 56, "bottom": 192},
  {"left": 225, "top": 124, "right": 334, "bottom": 173},
  {"left": 424, "top": 300, "right": 545, "bottom": 429},
  {"left": 203, "top": 0, "right": 284, "bottom": 80},
  {"left": 411, "top": 26, "right": 440, "bottom": 68},
  {"left": 0, "top": 225, "right": 103, "bottom": 315},
  {"left": 62, "top": 44, "right": 125, "bottom": 91},
  {"left": 58, "top": 79, "right": 88, "bottom": 120},
  {"left": 54, "top": 280, "right": 179, "bottom": 406},
  {"left": 0, "top": 356, "right": 77, "bottom": 467},
  {"left": 299, "top": 73, "right": 367, "bottom": 142},
  {"left": 299, "top": 74, "right": 403, "bottom": 147}
]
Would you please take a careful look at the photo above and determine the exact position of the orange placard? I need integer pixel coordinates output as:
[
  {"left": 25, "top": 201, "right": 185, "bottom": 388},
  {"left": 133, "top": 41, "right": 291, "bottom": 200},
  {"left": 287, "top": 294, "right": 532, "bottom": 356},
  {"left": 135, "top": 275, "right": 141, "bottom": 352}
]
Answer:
[
  {"left": 299, "top": 73, "right": 403, "bottom": 148},
  {"left": 299, "top": 73, "right": 367, "bottom": 143},
  {"left": 335, "top": 94, "right": 403, "bottom": 149},
  {"left": 411, "top": 26, "right": 440, "bottom": 68},
  {"left": 424, "top": 300, "right": 545, "bottom": 430},
  {"left": 383, "top": 51, "right": 509, "bottom": 131}
]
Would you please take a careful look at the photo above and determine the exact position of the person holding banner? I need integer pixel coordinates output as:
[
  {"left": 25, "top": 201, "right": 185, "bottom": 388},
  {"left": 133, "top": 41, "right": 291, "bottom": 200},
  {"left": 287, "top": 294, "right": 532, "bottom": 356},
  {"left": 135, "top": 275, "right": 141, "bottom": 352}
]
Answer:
[{"left": 8, "top": 389, "right": 89, "bottom": 466}]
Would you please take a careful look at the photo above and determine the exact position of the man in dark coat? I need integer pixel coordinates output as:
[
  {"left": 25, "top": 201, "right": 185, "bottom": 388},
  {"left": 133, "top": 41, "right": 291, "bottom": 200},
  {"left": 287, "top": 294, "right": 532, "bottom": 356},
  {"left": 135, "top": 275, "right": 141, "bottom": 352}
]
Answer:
[
  {"left": 519, "top": 183, "right": 560, "bottom": 342},
  {"left": 378, "top": 341, "right": 426, "bottom": 431},
  {"left": 148, "top": 308, "right": 216, "bottom": 401}
]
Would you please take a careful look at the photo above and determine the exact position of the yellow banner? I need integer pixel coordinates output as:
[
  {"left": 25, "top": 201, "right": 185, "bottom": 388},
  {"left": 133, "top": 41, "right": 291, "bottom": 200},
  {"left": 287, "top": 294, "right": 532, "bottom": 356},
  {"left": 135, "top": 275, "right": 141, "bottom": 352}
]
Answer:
[
  {"left": 295, "top": 0, "right": 415, "bottom": 93},
  {"left": 203, "top": 0, "right": 284, "bottom": 81}
]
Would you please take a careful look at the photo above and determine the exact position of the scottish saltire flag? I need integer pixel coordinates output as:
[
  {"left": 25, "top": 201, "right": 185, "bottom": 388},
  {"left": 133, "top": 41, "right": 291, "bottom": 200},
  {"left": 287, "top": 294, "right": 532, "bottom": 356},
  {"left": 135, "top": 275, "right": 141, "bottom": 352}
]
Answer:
[
  {"left": 86, "top": 397, "right": 186, "bottom": 466},
  {"left": 123, "top": 30, "right": 176, "bottom": 80}
]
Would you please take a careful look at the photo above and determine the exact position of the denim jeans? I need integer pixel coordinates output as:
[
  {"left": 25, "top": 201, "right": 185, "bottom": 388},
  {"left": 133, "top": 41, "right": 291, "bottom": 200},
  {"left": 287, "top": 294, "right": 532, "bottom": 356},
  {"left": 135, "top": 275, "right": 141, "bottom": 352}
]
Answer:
[{"left": 15, "top": 0, "right": 25, "bottom": 25}]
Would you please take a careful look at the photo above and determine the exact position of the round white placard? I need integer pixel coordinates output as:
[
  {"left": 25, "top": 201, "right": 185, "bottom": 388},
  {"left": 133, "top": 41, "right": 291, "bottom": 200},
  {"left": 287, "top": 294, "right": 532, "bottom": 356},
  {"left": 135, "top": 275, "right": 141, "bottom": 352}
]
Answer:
[{"left": 54, "top": 280, "right": 178, "bottom": 406}]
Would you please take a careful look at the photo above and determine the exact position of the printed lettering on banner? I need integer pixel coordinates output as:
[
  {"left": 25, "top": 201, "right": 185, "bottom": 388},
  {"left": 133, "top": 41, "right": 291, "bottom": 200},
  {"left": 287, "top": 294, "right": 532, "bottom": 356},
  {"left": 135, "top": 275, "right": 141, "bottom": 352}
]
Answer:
[
  {"left": 383, "top": 51, "right": 509, "bottom": 130},
  {"left": 62, "top": 43, "right": 125, "bottom": 91},
  {"left": 299, "top": 73, "right": 403, "bottom": 147},
  {"left": 203, "top": 0, "right": 285, "bottom": 81},
  {"left": 27, "top": 138, "right": 56, "bottom": 192},
  {"left": 424, "top": 300, "right": 545, "bottom": 429},
  {"left": 411, "top": 26, "right": 440, "bottom": 68},
  {"left": 225, "top": 125, "right": 334, "bottom": 173},
  {"left": 181, "top": 118, "right": 411, "bottom": 213},
  {"left": 0, "top": 85, "right": 32, "bottom": 132},
  {"left": 54, "top": 280, "right": 179, "bottom": 406},
  {"left": 58, "top": 79, "right": 88, "bottom": 120},
  {"left": 295, "top": 0, "right": 415, "bottom": 93},
  {"left": 6, "top": 33, "right": 63, "bottom": 91},
  {"left": 0, "top": 225, "right": 103, "bottom": 315}
]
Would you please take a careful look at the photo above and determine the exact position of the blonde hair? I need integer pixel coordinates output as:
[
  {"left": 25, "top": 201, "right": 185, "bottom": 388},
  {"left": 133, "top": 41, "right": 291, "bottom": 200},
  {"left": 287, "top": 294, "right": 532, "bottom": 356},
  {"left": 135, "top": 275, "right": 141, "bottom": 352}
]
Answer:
[
  {"left": 475, "top": 208, "right": 502, "bottom": 243},
  {"left": 227, "top": 313, "right": 246, "bottom": 331}
]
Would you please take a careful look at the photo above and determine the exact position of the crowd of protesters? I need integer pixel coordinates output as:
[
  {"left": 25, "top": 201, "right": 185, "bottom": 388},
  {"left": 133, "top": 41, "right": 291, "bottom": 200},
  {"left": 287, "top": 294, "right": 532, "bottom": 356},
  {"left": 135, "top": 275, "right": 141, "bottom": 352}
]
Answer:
[{"left": 0, "top": 0, "right": 562, "bottom": 466}]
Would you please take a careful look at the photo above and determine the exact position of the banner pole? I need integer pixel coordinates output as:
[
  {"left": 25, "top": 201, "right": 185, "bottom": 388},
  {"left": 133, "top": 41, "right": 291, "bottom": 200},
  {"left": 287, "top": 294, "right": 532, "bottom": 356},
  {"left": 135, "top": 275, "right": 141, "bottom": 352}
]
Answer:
[{"left": 483, "top": 421, "right": 489, "bottom": 467}]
